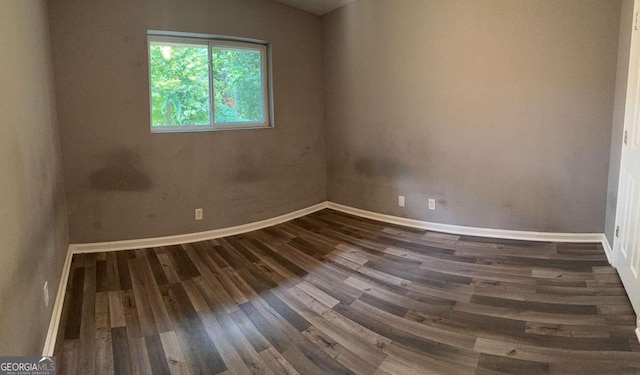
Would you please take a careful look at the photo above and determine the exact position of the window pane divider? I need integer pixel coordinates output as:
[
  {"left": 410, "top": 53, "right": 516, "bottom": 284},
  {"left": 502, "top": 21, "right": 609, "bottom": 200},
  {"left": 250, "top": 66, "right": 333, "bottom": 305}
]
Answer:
[{"left": 208, "top": 42, "right": 215, "bottom": 127}]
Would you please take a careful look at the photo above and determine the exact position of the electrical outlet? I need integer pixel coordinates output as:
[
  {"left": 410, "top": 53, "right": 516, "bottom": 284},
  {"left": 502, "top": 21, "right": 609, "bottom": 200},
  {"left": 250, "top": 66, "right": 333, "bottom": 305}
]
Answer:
[
  {"left": 44, "top": 281, "right": 49, "bottom": 307},
  {"left": 398, "top": 195, "right": 405, "bottom": 207},
  {"left": 428, "top": 199, "right": 436, "bottom": 210},
  {"left": 195, "top": 208, "right": 203, "bottom": 220}
]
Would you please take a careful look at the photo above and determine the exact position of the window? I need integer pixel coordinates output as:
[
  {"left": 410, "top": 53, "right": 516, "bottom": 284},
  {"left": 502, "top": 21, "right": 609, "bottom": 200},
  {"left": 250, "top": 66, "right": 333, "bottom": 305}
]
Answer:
[{"left": 147, "top": 33, "right": 271, "bottom": 132}]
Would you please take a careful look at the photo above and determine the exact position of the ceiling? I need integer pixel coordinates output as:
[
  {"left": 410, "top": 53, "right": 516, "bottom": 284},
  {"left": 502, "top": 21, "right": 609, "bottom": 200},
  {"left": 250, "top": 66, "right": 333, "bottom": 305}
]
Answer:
[{"left": 272, "top": 0, "right": 355, "bottom": 16}]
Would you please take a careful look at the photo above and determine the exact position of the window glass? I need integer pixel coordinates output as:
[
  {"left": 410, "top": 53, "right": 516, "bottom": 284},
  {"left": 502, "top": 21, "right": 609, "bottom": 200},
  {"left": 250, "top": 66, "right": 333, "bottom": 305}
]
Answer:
[
  {"left": 149, "top": 41, "right": 210, "bottom": 127},
  {"left": 213, "top": 46, "right": 265, "bottom": 124}
]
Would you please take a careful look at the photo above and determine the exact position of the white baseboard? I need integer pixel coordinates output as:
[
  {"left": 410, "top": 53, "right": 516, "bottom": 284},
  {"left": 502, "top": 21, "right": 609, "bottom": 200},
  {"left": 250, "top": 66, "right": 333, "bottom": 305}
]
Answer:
[
  {"left": 43, "top": 200, "right": 615, "bottom": 354},
  {"left": 70, "top": 202, "right": 328, "bottom": 254},
  {"left": 42, "top": 247, "right": 73, "bottom": 356},
  {"left": 327, "top": 202, "right": 603, "bottom": 243},
  {"left": 601, "top": 234, "right": 614, "bottom": 266}
]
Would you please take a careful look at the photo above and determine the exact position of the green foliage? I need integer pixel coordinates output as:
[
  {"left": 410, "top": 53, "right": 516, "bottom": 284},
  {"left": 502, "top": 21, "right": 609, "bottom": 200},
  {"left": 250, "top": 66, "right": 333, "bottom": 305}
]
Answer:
[
  {"left": 149, "top": 41, "right": 265, "bottom": 128},
  {"left": 213, "top": 47, "right": 264, "bottom": 123},
  {"left": 149, "top": 43, "right": 210, "bottom": 127}
]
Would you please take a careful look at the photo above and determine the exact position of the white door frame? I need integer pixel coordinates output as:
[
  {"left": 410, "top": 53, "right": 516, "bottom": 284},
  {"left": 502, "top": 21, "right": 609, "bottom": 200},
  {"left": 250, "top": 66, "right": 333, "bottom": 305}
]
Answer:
[{"left": 612, "top": 0, "right": 640, "bottom": 340}]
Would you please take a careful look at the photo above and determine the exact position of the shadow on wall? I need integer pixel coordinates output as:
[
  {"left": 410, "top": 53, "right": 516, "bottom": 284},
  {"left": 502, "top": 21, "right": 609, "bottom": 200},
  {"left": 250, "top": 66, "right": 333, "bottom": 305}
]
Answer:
[
  {"left": 354, "top": 156, "right": 411, "bottom": 179},
  {"left": 354, "top": 155, "right": 414, "bottom": 216},
  {"left": 89, "top": 148, "right": 152, "bottom": 192}
]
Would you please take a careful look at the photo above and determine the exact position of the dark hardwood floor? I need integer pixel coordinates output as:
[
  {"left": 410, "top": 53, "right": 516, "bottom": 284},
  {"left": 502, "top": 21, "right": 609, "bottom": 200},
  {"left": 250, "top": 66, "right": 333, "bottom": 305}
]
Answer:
[{"left": 54, "top": 209, "right": 640, "bottom": 374}]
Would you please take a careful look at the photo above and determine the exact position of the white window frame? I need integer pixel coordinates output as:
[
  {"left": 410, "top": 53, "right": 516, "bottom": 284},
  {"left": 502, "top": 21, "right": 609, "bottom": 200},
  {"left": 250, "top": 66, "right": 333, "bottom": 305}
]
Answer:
[{"left": 147, "top": 31, "right": 273, "bottom": 133}]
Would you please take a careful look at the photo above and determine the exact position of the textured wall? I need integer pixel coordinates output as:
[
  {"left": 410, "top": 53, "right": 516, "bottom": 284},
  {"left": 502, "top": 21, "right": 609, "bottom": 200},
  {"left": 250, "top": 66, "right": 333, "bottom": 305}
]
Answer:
[
  {"left": 324, "top": 0, "right": 620, "bottom": 233},
  {"left": 605, "top": 0, "right": 634, "bottom": 245},
  {"left": 49, "top": 0, "right": 326, "bottom": 243},
  {"left": 0, "top": 0, "right": 69, "bottom": 355}
]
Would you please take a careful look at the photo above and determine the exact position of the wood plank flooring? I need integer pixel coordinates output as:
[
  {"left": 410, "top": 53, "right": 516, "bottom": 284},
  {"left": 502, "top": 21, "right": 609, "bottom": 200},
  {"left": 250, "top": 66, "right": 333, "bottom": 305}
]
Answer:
[{"left": 54, "top": 209, "right": 640, "bottom": 374}]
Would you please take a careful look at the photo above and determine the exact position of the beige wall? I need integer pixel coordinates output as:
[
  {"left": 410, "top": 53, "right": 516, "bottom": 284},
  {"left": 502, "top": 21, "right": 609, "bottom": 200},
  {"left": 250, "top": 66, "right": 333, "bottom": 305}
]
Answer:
[
  {"left": 49, "top": 0, "right": 326, "bottom": 243},
  {"left": 324, "top": 0, "right": 621, "bottom": 233},
  {"left": 0, "top": 0, "right": 69, "bottom": 355},
  {"left": 605, "top": 0, "right": 634, "bottom": 244}
]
